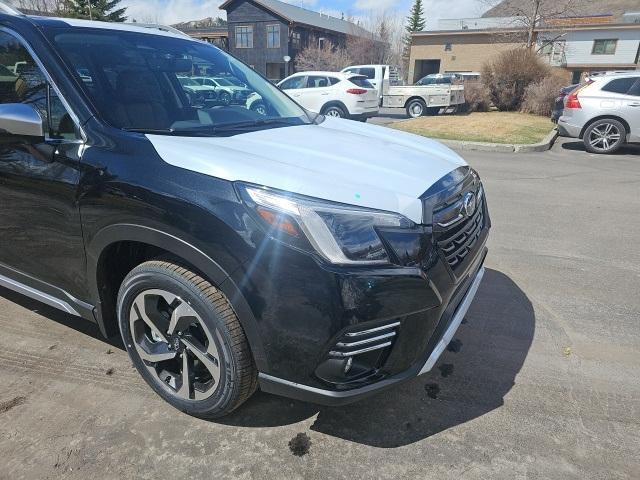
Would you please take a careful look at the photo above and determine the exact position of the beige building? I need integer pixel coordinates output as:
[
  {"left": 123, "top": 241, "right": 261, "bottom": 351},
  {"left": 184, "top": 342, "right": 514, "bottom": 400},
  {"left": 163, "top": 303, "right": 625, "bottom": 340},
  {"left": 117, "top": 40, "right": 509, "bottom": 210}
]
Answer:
[
  {"left": 409, "top": 29, "right": 525, "bottom": 83},
  {"left": 409, "top": 17, "right": 640, "bottom": 84}
]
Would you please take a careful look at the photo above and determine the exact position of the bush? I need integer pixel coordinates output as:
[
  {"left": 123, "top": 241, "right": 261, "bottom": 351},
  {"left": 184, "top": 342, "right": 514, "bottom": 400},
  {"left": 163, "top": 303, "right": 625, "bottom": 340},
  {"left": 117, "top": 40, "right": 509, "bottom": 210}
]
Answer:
[
  {"left": 463, "top": 82, "right": 491, "bottom": 112},
  {"left": 481, "top": 49, "right": 550, "bottom": 111},
  {"left": 521, "top": 73, "right": 568, "bottom": 117}
]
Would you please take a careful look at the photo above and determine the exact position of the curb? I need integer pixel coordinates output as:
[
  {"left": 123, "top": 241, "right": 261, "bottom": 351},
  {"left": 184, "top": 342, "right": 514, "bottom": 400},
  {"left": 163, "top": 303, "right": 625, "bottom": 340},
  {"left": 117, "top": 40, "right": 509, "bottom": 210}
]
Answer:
[{"left": 438, "top": 129, "right": 558, "bottom": 154}]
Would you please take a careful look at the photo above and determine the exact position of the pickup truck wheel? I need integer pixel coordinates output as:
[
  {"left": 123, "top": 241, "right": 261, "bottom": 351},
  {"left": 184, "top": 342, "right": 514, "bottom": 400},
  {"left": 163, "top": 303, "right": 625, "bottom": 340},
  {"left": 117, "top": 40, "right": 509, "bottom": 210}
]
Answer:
[
  {"left": 117, "top": 260, "right": 258, "bottom": 419},
  {"left": 583, "top": 119, "right": 625, "bottom": 154},
  {"left": 323, "top": 105, "right": 346, "bottom": 118},
  {"left": 406, "top": 99, "right": 426, "bottom": 118}
]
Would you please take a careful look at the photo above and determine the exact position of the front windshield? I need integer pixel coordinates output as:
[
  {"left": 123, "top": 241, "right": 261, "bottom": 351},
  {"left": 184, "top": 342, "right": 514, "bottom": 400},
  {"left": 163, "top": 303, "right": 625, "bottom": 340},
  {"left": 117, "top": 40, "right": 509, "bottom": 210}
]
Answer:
[{"left": 48, "top": 28, "right": 311, "bottom": 135}]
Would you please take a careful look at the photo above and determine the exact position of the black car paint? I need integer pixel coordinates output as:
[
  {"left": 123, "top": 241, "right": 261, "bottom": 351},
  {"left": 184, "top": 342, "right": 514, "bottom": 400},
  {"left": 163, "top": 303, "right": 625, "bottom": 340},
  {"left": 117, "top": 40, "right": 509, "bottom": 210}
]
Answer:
[{"left": 0, "top": 14, "right": 490, "bottom": 405}]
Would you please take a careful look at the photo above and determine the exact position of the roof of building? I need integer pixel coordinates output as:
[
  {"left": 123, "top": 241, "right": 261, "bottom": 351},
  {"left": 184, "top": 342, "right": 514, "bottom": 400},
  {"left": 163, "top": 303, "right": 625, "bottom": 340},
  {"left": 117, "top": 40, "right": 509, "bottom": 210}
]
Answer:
[
  {"left": 219, "top": 0, "right": 374, "bottom": 38},
  {"left": 413, "top": 21, "right": 640, "bottom": 37}
]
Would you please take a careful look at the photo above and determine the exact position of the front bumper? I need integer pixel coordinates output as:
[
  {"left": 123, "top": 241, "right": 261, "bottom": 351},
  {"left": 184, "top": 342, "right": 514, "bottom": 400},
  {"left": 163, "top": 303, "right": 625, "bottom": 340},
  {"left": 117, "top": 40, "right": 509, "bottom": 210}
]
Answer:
[{"left": 258, "top": 252, "right": 487, "bottom": 406}]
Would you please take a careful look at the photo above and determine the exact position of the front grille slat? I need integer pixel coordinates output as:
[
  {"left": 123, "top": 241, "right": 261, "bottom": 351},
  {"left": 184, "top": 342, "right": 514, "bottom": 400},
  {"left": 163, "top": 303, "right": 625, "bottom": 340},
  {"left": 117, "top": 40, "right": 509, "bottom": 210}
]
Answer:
[
  {"left": 433, "top": 184, "right": 486, "bottom": 274},
  {"left": 329, "top": 321, "right": 399, "bottom": 358}
]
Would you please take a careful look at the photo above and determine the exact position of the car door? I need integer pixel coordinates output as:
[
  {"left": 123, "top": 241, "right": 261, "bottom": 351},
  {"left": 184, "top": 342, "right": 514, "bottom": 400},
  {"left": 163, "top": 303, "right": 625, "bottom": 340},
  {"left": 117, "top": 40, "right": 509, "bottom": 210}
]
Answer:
[
  {"left": 623, "top": 78, "right": 640, "bottom": 141},
  {"left": 0, "top": 30, "right": 87, "bottom": 302},
  {"left": 301, "top": 75, "right": 331, "bottom": 113},
  {"left": 278, "top": 75, "right": 307, "bottom": 104}
]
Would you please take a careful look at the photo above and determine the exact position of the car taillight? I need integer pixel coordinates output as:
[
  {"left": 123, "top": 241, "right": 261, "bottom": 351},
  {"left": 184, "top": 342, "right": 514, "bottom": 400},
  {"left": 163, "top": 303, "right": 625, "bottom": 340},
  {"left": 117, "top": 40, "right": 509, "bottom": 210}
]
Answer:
[
  {"left": 565, "top": 91, "right": 581, "bottom": 109},
  {"left": 346, "top": 88, "right": 368, "bottom": 95},
  {"left": 565, "top": 81, "right": 593, "bottom": 109}
]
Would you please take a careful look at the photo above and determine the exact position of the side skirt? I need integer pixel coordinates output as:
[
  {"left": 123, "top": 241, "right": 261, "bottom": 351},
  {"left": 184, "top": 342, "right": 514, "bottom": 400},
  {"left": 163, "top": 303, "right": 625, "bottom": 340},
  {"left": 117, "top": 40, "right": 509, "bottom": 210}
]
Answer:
[{"left": 0, "top": 263, "right": 96, "bottom": 321}]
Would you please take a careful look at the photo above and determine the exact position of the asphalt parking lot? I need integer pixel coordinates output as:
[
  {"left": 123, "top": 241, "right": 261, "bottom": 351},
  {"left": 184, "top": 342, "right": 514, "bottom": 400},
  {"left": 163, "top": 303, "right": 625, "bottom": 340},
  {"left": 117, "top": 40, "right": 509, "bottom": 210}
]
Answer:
[{"left": 0, "top": 137, "right": 638, "bottom": 480}]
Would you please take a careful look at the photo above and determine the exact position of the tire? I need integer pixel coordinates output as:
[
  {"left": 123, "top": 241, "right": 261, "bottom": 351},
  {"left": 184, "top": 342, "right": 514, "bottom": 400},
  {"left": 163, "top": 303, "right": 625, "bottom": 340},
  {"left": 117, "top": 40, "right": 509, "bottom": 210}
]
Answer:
[
  {"left": 583, "top": 118, "right": 626, "bottom": 154},
  {"left": 117, "top": 260, "right": 257, "bottom": 419},
  {"left": 251, "top": 102, "right": 267, "bottom": 116},
  {"left": 322, "top": 105, "right": 346, "bottom": 118},
  {"left": 406, "top": 99, "right": 426, "bottom": 118},
  {"left": 219, "top": 91, "right": 232, "bottom": 106}
]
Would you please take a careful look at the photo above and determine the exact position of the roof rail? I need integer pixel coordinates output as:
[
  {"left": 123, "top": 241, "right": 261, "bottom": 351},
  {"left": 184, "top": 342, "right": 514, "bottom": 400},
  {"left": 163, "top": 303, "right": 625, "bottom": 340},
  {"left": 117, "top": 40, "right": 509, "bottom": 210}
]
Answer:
[
  {"left": 126, "top": 23, "right": 191, "bottom": 38},
  {"left": 0, "top": 2, "right": 24, "bottom": 16}
]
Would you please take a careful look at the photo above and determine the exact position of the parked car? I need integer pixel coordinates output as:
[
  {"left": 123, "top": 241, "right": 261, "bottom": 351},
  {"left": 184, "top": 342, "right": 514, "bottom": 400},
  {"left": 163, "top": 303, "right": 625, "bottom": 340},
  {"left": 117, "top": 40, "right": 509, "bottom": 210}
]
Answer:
[
  {"left": 192, "top": 76, "right": 252, "bottom": 105},
  {"left": 558, "top": 72, "right": 640, "bottom": 154},
  {"left": 177, "top": 76, "right": 217, "bottom": 103},
  {"left": 342, "top": 64, "right": 466, "bottom": 118},
  {"left": 0, "top": 11, "right": 489, "bottom": 418},
  {"left": 551, "top": 84, "right": 578, "bottom": 123},
  {"left": 415, "top": 73, "right": 459, "bottom": 86},
  {"left": 276, "top": 71, "right": 379, "bottom": 121}
]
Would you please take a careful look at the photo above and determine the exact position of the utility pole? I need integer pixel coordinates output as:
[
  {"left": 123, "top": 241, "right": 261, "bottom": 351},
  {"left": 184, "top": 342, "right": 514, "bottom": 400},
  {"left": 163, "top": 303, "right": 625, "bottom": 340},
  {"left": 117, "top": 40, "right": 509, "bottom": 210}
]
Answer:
[{"left": 88, "top": 0, "right": 93, "bottom": 20}]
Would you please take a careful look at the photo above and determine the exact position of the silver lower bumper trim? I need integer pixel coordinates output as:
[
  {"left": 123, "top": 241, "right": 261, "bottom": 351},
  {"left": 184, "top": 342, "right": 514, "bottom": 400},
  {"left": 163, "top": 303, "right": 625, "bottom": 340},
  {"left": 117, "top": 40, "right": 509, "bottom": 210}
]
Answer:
[{"left": 418, "top": 266, "right": 485, "bottom": 375}]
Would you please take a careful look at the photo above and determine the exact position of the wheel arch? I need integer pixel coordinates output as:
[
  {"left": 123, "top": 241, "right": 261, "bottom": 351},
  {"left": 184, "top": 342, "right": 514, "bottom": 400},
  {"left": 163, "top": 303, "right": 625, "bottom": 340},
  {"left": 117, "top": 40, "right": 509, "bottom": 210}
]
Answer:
[
  {"left": 579, "top": 115, "right": 630, "bottom": 140},
  {"left": 404, "top": 96, "right": 426, "bottom": 109},
  {"left": 87, "top": 224, "right": 267, "bottom": 370},
  {"left": 320, "top": 100, "right": 349, "bottom": 116}
]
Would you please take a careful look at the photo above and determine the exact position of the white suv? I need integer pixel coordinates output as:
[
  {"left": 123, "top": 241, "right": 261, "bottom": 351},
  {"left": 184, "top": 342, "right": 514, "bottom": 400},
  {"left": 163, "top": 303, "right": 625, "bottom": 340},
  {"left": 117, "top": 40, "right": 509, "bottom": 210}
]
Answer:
[
  {"left": 558, "top": 72, "right": 640, "bottom": 154},
  {"left": 277, "top": 71, "right": 379, "bottom": 121}
]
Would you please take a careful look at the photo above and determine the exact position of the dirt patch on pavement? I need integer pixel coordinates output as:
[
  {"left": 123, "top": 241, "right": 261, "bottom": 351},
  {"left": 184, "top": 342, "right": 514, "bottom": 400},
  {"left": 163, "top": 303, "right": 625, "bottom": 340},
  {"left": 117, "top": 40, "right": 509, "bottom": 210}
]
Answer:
[{"left": 0, "top": 396, "right": 26, "bottom": 414}]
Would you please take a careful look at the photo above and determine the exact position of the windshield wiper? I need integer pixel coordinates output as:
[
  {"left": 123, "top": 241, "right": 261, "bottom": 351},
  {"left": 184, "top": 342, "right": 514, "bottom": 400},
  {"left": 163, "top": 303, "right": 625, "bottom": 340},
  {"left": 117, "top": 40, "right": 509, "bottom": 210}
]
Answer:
[
  {"left": 123, "top": 127, "right": 176, "bottom": 135},
  {"left": 211, "top": 118, "right": 301, "bottom": 132}
]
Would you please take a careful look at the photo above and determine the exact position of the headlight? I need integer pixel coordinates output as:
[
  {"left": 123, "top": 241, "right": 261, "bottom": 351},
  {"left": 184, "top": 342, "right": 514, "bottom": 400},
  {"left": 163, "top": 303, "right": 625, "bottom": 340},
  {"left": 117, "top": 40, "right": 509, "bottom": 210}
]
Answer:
[{"left": 237, "top": 184, "right": 414, "bottom": 265}]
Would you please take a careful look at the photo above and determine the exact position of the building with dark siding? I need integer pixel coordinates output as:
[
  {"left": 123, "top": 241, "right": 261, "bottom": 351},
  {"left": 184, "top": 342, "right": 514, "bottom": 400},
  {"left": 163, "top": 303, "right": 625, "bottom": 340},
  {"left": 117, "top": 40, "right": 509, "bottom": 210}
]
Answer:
[{"left": 219, "top": 0, "right": 375, "bottom": 81}]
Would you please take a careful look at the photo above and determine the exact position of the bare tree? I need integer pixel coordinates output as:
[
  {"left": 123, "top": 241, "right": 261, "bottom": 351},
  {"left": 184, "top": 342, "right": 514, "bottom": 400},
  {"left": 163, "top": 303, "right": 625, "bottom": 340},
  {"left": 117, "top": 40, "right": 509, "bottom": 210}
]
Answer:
[
  {"left": 295, "top": 39, "right": 352, "bottom": 72},
  {"left": 481, "top": 0, "right": 577, "bottom": 48}
]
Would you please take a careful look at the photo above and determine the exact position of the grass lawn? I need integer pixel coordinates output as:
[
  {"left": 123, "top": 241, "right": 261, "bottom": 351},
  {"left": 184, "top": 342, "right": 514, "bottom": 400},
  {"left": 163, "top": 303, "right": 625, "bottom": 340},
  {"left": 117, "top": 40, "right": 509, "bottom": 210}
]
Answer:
[{"left": 392, "top": 112, "right": 553, "bottom": 144}]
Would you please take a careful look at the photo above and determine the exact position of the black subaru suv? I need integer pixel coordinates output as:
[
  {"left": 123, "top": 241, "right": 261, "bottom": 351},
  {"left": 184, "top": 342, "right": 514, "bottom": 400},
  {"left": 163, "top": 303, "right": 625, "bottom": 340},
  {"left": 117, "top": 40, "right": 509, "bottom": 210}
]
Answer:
[{"left": 0, "top": 10, "right": 489, "bottom": 418}]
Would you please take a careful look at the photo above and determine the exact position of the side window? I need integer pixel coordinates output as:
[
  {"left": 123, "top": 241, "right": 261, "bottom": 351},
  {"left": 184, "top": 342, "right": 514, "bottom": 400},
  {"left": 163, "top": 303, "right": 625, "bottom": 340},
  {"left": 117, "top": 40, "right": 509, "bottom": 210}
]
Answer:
[
  {"left": 359, "top": 68, "right": 376, "bottom": 80},
  {"left": 0, "top": 31, "right": 77, "bottom": 139},
  {"left": 328, "top": 77, "right": 341, "bottom": 86},
  {"left": 602, "top": 78, "right": 638, "bottom": 95},
  {"left": 280, "top": 76, "right": 306, "bottom": 90},
  {"left": 628, "top": 79, "right": 640, "bottom": 97},
  {"left": 306, "top": 76, "right": 329, "bottom": 88}
]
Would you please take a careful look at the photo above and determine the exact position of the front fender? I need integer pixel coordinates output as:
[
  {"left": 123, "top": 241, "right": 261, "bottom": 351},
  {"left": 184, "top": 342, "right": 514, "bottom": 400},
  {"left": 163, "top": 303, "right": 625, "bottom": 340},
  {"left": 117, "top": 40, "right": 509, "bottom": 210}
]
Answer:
[{"left": 86, "top": 223, "right": 268, "bottom": 371}]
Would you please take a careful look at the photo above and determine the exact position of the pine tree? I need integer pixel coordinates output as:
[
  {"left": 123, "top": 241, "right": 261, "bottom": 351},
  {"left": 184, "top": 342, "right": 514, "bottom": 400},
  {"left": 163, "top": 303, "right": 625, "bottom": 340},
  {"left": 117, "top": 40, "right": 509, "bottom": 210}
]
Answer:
[
  {"left": 402, "top": 0, "right": 426, "bottom": 75},
  {"left": 66, "top": 0, "right": 127, "bottom": 22}
]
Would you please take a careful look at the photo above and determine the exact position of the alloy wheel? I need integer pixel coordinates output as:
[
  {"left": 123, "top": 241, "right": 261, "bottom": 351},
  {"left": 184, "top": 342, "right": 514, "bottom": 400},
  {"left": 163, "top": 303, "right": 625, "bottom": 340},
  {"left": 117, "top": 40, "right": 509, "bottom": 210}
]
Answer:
[
  {"left": 588, "top": 123, "right": 621, "bottom": 152},
  {"left": 325, "top": 107, "right": 343, "bottom": 118},
  {"left": 129, "top": 289, "right": 221, "bottom": 401}
]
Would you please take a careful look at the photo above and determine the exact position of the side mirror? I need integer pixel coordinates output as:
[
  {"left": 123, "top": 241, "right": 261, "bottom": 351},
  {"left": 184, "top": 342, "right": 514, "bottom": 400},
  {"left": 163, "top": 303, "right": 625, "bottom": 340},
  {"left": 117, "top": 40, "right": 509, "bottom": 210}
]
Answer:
[{"left": 0, "top": 103, "right": 45, "bottom": 139}]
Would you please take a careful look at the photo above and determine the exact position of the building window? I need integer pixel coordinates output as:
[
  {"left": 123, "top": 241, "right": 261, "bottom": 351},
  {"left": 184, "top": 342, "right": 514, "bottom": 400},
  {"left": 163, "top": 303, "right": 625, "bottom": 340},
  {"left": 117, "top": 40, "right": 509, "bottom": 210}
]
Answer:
[
  {"left": 291, "top": 32, "right": 301, "bottom": 49},
  {"left": 592, "top": 39, "right": 617, "bottom": 55},
  {"left": 235, "top": 26, "right": 253, "bottom": 49},
  {"left": 318, "top": 37, "right": 326, "bottom": 49},
  {"left": 267, "top": 25, "right": 280, "bottom": 49},
  {"left": 444, "top": 43, "right": 452, "bottom": 52}
]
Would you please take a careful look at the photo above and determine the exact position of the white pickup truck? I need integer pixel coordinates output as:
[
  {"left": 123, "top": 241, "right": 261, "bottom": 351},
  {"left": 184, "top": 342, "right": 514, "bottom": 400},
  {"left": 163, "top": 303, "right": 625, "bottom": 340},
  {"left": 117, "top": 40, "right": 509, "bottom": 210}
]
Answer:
[{"left": 342, "top": 64, "right": 466, "bottom": 118}]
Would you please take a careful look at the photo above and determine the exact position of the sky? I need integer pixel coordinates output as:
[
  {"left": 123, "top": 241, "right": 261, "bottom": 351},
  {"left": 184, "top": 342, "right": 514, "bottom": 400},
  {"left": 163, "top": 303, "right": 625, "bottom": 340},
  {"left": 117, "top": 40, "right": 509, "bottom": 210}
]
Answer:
[{"left": 121, "top": 0, "right": 492, "bottom": 28}]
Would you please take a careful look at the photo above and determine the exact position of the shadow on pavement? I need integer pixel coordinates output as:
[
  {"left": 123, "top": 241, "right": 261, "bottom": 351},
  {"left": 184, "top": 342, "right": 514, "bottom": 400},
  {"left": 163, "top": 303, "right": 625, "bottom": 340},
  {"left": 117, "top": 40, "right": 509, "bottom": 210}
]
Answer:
[
  {"left": 219, "top": 268, "right": 535, "bottom": 448},
  {"left": 561, "top": 139, "right": 640, "bottom": 155}
]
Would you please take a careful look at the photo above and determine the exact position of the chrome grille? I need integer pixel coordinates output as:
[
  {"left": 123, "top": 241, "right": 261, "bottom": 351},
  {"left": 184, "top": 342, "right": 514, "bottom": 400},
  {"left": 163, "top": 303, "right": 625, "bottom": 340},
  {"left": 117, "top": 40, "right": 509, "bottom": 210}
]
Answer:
[{"left": 435, "top": 187, "right": 486, "bottom": 272}]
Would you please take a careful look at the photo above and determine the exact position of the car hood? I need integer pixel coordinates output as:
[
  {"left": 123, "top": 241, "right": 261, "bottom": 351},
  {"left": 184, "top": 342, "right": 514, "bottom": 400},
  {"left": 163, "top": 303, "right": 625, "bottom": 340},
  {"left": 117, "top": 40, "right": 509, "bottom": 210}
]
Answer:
[{"left": 146, "top": 118, "right": 466, "bottom": 223}]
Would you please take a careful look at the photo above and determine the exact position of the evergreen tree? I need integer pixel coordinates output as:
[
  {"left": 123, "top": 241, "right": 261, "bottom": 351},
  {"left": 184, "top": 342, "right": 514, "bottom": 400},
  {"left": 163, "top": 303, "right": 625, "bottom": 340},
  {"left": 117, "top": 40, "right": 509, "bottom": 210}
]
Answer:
[
  {"left": 402, "top": 0, "right": 426, "bottom": 75},
  {"left": 66, "top": 0, "right": 127, "bottom": 22}
]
